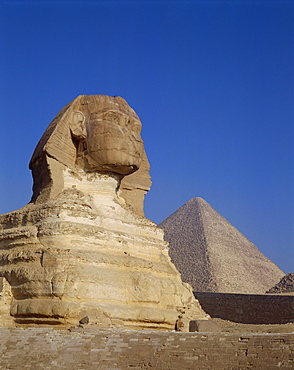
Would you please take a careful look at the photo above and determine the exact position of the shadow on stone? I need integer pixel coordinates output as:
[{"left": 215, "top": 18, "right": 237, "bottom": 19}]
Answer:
[{"left": 189, "top": 320, "right": 221, "bottom": 332}]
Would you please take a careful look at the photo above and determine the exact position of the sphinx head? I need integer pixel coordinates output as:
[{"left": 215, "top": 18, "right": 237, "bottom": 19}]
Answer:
[
  {"left": 71, "top": 98, "right": 143, "bottom": 175},
  {"left": 29, "top": 95, "right": 150, "bottom": 213}
]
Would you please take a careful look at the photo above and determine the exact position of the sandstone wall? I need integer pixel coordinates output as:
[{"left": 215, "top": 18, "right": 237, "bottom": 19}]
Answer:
[
  {"left": 0, "top": 327, "right": 293, "bottom": 369},
  {"left": 195, "top": 292, "right": 294, "bottom": 324}
]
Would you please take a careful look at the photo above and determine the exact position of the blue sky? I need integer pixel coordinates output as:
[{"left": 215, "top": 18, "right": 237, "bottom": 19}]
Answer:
[{"left": 0, "top": 0, "right": 293, "bottom": 273}]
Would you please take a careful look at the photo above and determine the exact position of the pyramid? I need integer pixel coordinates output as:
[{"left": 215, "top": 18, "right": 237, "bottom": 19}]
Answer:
[
  {"left": 266, "top": 273, "right": 294, "bottom": 294},
  {"left": 159, "top": 197, "right": 285, "bottom": 294}
]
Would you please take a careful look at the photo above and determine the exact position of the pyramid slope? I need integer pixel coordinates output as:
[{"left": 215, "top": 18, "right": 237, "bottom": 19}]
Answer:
[
  {"left": 159, "top": 197, "right": 284, "bottom": 294},
  {"left": 266, "top": 273, "right": 294, "bottom": 294}
]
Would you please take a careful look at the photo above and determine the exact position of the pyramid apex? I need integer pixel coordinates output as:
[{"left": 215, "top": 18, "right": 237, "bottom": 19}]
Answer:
[{"left": 187, "top": 197, "right": 207, "bottom": 205}]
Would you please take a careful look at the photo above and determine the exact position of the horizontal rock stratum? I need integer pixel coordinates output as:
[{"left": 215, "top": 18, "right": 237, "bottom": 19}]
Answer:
[
  {"left": 0, "top": 95, "right": 208, "bottom": 330},
  {"left": 159, "top": 197, "right": 285, "bottom": 294}
]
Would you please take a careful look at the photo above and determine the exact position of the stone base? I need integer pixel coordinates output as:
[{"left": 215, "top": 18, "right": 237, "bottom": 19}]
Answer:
[{"left": 189, "top": 320, "right": 221, "bottom": 332}]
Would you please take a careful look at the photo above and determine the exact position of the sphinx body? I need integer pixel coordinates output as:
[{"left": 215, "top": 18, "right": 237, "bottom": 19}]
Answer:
[{"left": 0, "top": 95, "right": 207, "bottom": 330}]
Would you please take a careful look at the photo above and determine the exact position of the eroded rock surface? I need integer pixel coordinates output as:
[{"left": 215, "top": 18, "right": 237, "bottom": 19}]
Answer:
[
  {"left": 0, "top": 95, "right": 207, "bottom": 330},
  {"left": 29, "top": 95, "right": 151, "bottom": 216}
]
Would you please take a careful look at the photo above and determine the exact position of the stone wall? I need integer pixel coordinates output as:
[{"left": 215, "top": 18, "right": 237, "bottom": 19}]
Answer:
[
  {"left": 195, "top": 292, "right": 294, "bottom": 324},
  {"left": 0, "top": 327, "right": 293, "bottom": 369}
]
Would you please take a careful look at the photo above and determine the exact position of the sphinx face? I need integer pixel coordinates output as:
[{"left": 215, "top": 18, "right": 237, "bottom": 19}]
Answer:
[
  {"left": 29, "top": 95, "right": 149, "bottom": 206},
  {"left": 84, "top": 106, "right": 143, "bottom": 175}
]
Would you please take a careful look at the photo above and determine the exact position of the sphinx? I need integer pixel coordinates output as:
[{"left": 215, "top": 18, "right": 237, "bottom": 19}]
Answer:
[{"left": 0, "top": 95, "right": 208, "bottom": 330}]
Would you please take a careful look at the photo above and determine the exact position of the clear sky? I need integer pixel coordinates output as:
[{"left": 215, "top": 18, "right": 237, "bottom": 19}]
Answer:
[{"left": 0, "top": 0, "right": 293, "bottom": 273}]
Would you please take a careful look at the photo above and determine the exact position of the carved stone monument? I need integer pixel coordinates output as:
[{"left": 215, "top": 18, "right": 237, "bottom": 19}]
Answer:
[{"left": 0, "top": 95, "right": 208, "bottom": 330}]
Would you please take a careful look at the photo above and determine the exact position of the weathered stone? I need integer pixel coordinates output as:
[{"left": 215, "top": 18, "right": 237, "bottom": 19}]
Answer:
[
  {"left": 159, "top": 197, "right": 285, "bottom": 294},
  {"left": 0, "top": 327, "right": 293, "bottom": 369},
  {"left": 29, "top": 95, "right": 151, "bottom": 215},
  {"left": 189, "top": 319, "right": 221, "bottom": 332},
  {"left": 0, "top": 278, "right": 14, "bottom": 327},
  {"left": 79, "top": 316, "right": 89, "bottom": 325},
  {"left": 0, "top": 95, "right": 208, "bottom": 330}
]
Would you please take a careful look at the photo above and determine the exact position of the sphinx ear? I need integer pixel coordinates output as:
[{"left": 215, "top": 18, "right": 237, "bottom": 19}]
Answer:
[{"left": 70, "top": 111, "right": 86, "bottom": 139}]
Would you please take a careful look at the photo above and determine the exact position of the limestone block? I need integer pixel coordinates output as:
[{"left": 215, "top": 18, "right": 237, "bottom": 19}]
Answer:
[
  {"left": 189, "top": 320, "right": 221, "bottom": 332},
  {"left": 0, "top": 278, "right": 14, "bottom": 327}
]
